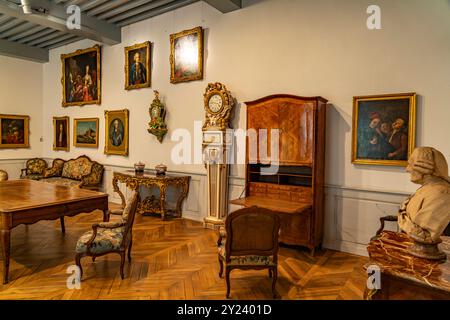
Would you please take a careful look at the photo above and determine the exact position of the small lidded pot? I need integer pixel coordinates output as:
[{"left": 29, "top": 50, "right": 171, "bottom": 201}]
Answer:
[
  {"left": 134, "top": 162, "right": 145, "bottom": 174},
  {"left": 155, "top": 164, "right": 167, "bottom": 176}
]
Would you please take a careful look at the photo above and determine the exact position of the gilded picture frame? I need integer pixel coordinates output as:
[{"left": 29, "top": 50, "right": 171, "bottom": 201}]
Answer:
[
  {"left": 73, "top": 118, "right": 99, "bottom": 148},
  {"left": 170, "top": 26, "right": 203, "bottom": 84},
  {"left": 0, "top": 114, "right": 29, "bottom": 149},
  {"left": 352, "top": 92, "right": 416, "bottom": 167},
  {"left": 125, "top": 41, "right": 151, "bottom": 90},
  {"left": 61, "top": 44, "right": 101, "bottom": 107},
  {"left": 53, "top": 116, "right": 70, "bottom": 151},
  {"left": 104, "top": 109, "right": 129, "bottom": 156}
]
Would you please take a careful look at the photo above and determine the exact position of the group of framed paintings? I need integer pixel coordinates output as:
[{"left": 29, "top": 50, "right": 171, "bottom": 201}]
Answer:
[
  {"left": 52, "top": 109, "right": 129, "bottom": 156},
  {"left": 61, "top": 26, "right": 204, "bottom": 107}
]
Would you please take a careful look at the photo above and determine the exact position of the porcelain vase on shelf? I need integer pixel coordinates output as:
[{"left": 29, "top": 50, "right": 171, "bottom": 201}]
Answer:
[
  {"left": 134, "top": 162, "right": 145, "bottom": 174},
  {"left": 155, "top": 164, "right": 167, "bottom": 176}
]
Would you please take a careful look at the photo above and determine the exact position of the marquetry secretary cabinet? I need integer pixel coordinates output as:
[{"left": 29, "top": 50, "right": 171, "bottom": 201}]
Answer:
[{"left": 231, "top": 94, "right": 328, "bottom": 255}]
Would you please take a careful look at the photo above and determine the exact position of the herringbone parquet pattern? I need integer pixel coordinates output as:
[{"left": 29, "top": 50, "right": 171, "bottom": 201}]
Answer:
[{"left": 0, "top": 204, "right": 368, "bottom": 300}]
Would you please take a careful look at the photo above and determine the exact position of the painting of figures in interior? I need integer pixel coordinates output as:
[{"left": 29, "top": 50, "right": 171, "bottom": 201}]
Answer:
[
  {"left": 125, "top": 41, "right": 151, "bottom": 90},
  {"left": 61, "top": 45, "right": 101, "bottom": 107},
  {"left": 170, "top": 26, "right": 203, "bottom": 83},
  {"left": 104, "top": 109, "right": 129, "bottom": 156},
  {"left": 352, "top": 93, "right": 416, "bottom": 166},
  {"left": 53, "top": 116, "right": 69, "bottom": 151},
  {"left": 0, "top": 114, "right": 29, "bottom": 148},
  {"left": 74, "top": 118, "right": 99, "bottom": 148}
]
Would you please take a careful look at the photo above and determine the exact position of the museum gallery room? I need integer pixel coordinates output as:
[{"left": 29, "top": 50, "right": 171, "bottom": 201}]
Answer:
[{"left": 0, "top": 0, "right": 449, "bottom": 302}]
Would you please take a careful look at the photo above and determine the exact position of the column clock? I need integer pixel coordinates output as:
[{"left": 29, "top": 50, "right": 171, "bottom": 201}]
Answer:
[{"left": 202, "top": 83, "right": 235, "bottom": 229}]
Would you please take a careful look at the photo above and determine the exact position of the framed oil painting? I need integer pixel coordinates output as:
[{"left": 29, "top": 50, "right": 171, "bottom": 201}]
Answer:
[
  {"left": 170, "top": 26, "right": 203, "bottom": 83},
  {"left": 125, "top": 41, "right": 151, "bottom": 90},
  {"left": 74, "top": 118, "right": 99, "bottom": 148},
  {"left": 61, "top": 45, "right": 101, "bottom": 107},
  {"left": 104, "top": 109, "right": 129, "bottom": 156},
  {"left": 0, "top": 114, "right": 29, "bottom": 148},
  {"left": 352, "top": 93, "right": 416, "bottom": 167},
  {"left": 53, "top": 116, "right": 70, "bottom": 151}
]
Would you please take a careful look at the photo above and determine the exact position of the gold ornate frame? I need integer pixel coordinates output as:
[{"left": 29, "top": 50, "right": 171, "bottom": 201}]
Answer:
[
  {"left": 170, "top": 26, "right": 203, "bottom": 84},
  {"left": 0, "top": 114, "right": 29, "bottom": 149},
  {"left": 124, "top": 41, "right": 151, "bottom": 90},
  {"left": 61, "top": 44, "right": 101, "bottom": 107},
  {"left": 53, "top": 116, "right": 70, "bottom": 151},
  {"left": 104, "top": 109, "right": 129, "bottom": 156},
  {"left": 351, "top": 92, "right": 416, "bottom": 167},
  {"left": 73, "top": 118, "right": 99, "bottom": 148}
]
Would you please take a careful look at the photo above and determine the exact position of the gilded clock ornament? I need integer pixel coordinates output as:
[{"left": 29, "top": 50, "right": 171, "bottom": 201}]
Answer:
[
  {"left": 203, "top": 83, "right": 234, "bottom": 131},
  {"left": 147, "top": 90, "right": 168, "bottom": 143}
]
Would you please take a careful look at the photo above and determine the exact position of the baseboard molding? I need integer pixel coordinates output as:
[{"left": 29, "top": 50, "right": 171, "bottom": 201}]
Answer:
[{"left": 323, "top": 239, "right": 369, "bottom": 257}]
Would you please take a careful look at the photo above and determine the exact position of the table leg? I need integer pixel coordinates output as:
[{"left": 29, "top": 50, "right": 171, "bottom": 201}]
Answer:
[
  {"left": 159, "top": 185, "right": 166, "bottom": 220},
  {"left": 103, "top": 209, "right": 110, "bottom": 222},
  {"left": 1, "top": 229, "right": 11, "bottom": 284}
]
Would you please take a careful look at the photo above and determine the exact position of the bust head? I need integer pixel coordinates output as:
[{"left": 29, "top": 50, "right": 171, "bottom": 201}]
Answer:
[{"left": 406, "top": 147, "right": 450, "bottom": 185}]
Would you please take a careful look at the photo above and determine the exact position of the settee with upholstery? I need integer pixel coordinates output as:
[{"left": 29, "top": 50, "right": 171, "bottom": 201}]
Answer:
[
  {"left": 40, "top": 155, "right": 104, "bottom": 191},
  {"left": 20, "top": 158, "right": 48, "bottom": 180}
]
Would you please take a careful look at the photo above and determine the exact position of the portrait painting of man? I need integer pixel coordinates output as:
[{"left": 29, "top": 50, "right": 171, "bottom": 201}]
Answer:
[
  {"left": 53, "top": 116, "right": 69, "bottom": 151},
  {"left": 352, "top": 93, "right": 416, "bottom": 166},
  {"left": 61, "top": 45, "right": 101, "bottom": 107},
  {"left": 0, "top": 114, "right": 29, "bottom": 149},
  {"left": 125, "top": 41, "right": 151, "bottom": 90},
  {"left": 104, "top": 109, "right": 129, "bottom": 156},
  {"left": 170, "top": 27, "right": 203, "bottom": 83}
]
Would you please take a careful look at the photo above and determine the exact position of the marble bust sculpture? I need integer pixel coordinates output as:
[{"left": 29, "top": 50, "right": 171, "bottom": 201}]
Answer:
[{"left": 398, "top": 147, "right": 450, "bottom": 260}]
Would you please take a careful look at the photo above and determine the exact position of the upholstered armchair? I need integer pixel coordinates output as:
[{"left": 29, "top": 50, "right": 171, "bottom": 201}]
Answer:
[
  {"left": 75, "top": 191, "right": 139, "bottom": 280},
  {"left": 218, "top": 206, "right": 281, "bottom": 298},
  {"left": 20, "top": 158, "right": 48, "bottom": 180},
  {"left": 0, "top": 170, "right": 8, "bottom": 181}
]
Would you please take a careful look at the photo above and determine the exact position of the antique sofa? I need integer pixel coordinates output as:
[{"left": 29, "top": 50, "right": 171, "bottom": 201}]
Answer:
[
  {"left": 20, "top": 158, "right": 48, "bottom": 180},
  {"left": 40, "top": 155, "right": 104, "bottom": 191}
]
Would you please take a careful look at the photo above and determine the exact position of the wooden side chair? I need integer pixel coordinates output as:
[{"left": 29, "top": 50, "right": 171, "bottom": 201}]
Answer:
[
  {"left": 218, "top": 206, "right": 281, "bottom": 298},
  {"left": 75, "top": 191, "right": 139, "bottom": 280}
]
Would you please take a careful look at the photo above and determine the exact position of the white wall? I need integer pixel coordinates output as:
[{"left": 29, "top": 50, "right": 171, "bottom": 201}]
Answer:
[
  {"left": 39, "top": 0, "right": 450, "bottom": 255},
  {"left": 0, "top": 55, "right": 43, "bottom": 160}
]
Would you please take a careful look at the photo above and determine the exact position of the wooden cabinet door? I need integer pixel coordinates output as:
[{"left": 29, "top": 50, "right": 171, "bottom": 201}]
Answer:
[
  {"left": 279, "top": 100, "right": 315, "bottom": 165},
  {"left": 247, "top": 103, "right": 279, "bottom": 164}
]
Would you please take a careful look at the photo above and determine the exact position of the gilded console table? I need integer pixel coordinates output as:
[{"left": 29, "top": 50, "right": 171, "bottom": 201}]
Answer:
[
  {"left": 364, "top": 231, "right": 450, "bottom": 300},
  {"left": 112, "top": 170, "right": 190, "bottom": 219}
]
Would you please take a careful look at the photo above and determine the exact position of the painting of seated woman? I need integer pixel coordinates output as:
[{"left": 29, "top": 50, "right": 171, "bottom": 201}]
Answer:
[
  {"left": 352, "top": 93, "right": 416, "bottom": 166},
  {"left": 61, "top": 45, "right": 101, "bottom": 107}
]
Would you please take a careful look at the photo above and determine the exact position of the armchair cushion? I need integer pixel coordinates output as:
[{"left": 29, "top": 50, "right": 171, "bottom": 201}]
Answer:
[
  {"left": 218, "top": 243, "right": 275, "bottom": 266},
  {"left": 22, "top": 174, "right": 44, "bottom": 180},
  {"left": 76, "top": 228, "right": 124, "bottom": 255}
]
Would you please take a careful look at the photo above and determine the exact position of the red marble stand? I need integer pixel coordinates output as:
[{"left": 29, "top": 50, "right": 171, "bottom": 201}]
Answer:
[{"left": 364, "top": 231, "right": 450, "bottom": 300}]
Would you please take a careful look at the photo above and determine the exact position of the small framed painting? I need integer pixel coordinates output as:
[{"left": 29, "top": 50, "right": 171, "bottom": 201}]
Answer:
[
  {"left": 61, "top": 45, "right": 101, "bottom": 107},
  {"left": 0, "top": 114, "right": 29, "bottom": 148},
  {"left": 352, "top": 93, "right": 416, "bottom": 166},
  {"left": 104, "top": 109, "right": 129, "bottom": 156},
  {"left": 170, "top": 26, "right": 203, "bottom": 83},
  {"left": 53, "top": 116, "right": 70, "bottom": 151},
  {"left": 74, "top": 118, "right": 99, "bottom": 148},
  {"left": 125, "top": 41, "right": 151, "bottom": 90}
]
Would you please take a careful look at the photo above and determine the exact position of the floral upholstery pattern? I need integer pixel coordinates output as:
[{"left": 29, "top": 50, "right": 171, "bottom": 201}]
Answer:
[
  {"left": 44, "top": 159, "right": 65, "bottom": 178},
  {"left": 218, "top": 243, "right": 275, "bottom": 266},
  {"left": 41, "top": 177, "right": 82, "bottom": 188},
  {"left": 81, "top": 162, "right": 104, "bottom": 187},
  {"left": 76, "top": 227, "right": 124, "bottom": 254},
  {"left": 26, "top": 158, "right": 47, "bottom": 174},
  {"left": 62, "top": 157, "right": 93, "bottom": 180}
]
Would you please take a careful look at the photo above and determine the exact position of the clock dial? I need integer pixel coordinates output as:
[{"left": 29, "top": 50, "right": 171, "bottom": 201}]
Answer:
[{"left": 208, "top": 94, "right": 223, "bottom": 113}]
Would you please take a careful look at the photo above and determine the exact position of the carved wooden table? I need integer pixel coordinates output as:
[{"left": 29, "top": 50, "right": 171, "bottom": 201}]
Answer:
[
  {"left": 112, "top": 170, "right": 190, "bottom": 220},
  {"left": 364, "top": 231, "right": 450, "bottom": 300},
  {"left": 0, "top": 180, "right": 109, "bottom": 284}
]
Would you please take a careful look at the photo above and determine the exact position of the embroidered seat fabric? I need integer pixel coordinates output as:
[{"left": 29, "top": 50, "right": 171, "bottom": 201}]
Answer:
[
  {"left": 76, "top": 227, "right": 124, "bottom": 254},
  {"left": 218, "top": 242, "right": 275, "bottom": 266}
]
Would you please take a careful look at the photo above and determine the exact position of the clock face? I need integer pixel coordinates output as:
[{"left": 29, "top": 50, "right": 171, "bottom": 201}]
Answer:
[
  {"left": 208, "top": 94, "right": 223, "bottom": 113},
  {"left": 151, "top": 106, "right": 159, "bottom": 118}
]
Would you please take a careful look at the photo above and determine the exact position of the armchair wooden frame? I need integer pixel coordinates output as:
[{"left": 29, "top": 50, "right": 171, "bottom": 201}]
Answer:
[
  {"left": 218, "top": 206, "right": 281, "bottom": 298},
  {"left": 75, "top": 191, "right": 139, "bottom": 280}
]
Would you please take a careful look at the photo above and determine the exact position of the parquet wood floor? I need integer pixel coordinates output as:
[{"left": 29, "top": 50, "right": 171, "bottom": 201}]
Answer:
[{"left": 0, "top": 204, "right": 368, "bottom": 300}]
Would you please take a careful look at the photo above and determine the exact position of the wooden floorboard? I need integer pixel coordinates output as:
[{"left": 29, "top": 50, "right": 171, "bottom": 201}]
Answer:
[{"left": 0, "top": 204, "right": 368, "bottom": 300}]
